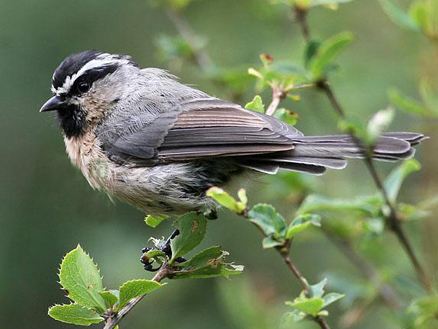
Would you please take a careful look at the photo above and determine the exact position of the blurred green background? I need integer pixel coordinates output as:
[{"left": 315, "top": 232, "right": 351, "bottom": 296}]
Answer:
[{"left": 1, "top": 0, "right": 437, "bottom": 328}]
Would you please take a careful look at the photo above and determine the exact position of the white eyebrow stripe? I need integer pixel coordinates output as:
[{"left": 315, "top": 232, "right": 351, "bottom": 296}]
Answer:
[{"left": 52, "top": 53, "right": 130, "bottom": 95}]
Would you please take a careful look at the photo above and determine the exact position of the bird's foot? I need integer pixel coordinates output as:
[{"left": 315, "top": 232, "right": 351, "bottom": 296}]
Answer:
[
  {"left": 140, "top": 229, "right": 186, "bottom": 272},
  {"left": 203, "top": 208, "right": 218, "bottom": 220}
]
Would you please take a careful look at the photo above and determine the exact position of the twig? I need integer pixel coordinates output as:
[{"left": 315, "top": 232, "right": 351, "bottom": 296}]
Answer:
[
  {"left": 266, "top": 86, "right": 287, "bottom": 116},
  {"left": 165, "top": 8, "right": 213, "bottom": 72},
  {"left": 294, "top": 8, "right": 431, "bottom": 292},
  {"left": 324, "top": 232, "right": 402, "bottom": 310},
  {"left": 239, "top": 212, "right": 331, "bottom": 329},
  {"left": 294, "top": 5, "right": 311, "bottom": 42},
  {"left": 103, "top": 265, "right": 170, "bottom": 329}
]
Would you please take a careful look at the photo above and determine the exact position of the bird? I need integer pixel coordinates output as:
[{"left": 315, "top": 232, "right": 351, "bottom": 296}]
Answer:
[{"left": 40, "top": 50, "right": 426, "bottom": 217}]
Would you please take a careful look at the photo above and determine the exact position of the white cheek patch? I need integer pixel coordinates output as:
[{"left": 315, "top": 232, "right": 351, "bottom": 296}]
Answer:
[{"left": 52, "top": 53, "right": 131, "bottom": 96}]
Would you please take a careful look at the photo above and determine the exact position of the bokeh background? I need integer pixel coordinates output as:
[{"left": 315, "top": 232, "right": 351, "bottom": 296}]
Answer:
[{"left": 1, "top": 0, "right": 437, "bottom": 328}]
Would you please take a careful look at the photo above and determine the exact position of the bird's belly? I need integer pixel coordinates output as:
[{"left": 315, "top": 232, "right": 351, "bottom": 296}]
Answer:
[
  {"left": 64, "top": 134, "right": 241, "bottom": 215},
  {"left": 88, "top": 161, "right": 213, "bottom": 215}
]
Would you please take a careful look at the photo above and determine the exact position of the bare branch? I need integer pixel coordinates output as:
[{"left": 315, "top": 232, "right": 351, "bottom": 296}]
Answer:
[{"left": 266, "top": 86, "right": 287, "bottom": 116}]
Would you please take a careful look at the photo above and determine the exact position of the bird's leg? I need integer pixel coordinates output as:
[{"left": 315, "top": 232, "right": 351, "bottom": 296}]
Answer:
[
  {"left": 140, "top": 228, "right": 185, "bottom": 272},
  {"left": 203, "top": 208, "right": 218, "bottom": 220}
]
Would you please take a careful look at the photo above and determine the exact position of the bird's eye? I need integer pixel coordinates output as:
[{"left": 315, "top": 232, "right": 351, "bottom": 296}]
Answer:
[{"left": 77, "top": 81, "right": 91, "bottom": 93}]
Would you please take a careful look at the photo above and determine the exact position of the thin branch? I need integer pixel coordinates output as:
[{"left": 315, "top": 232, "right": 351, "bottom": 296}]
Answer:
[
  {"left": 103, "top": 266, "right": 170, "bottom": 329},
  {"left": 294, "top": 9, "right": 431, "bottom": 292},
  {"left": 165, "top": 8, "right": 213, "bottom": 72},
  {"left": 324, "top": 232, "right": 402, "bottom": 310},
  {"left": 266, "top": 86, "right": 287, "bottom": 116},
  {"left": 238, "top": 212, "right": 331, "bottom": 329},
  {"left": 294, "top": 6, "right": 311, "bottom": 42}
]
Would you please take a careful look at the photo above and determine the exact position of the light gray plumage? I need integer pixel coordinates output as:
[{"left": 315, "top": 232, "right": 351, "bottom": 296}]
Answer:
[{"left": 40, "top": 51, "right": 427, "bottom": 216}]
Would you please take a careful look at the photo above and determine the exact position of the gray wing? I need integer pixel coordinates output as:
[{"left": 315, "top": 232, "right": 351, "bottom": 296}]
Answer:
[{"left": 100, "top": 97, "right": 302, "bottom": 165}]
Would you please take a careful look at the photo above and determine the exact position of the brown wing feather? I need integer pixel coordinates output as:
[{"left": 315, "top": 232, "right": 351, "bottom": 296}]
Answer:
[{"left": 156, "top": 98, "right": 299, "bottom": 161}]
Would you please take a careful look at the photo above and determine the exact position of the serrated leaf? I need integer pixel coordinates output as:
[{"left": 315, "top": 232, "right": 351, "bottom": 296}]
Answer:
[
  {"left": 286, "top": 214, "right": 321, "bottom": 239},
  {"left": 384, "top": 159, "right": 421, "bottom": 203},
  {"left": 367, "top": 107, "right": 395, "bottom": 143},
  {"left": 207, "top": 187, "right": 246, "bottom": 214},
  {"left": 118, "top": 280, "right": 163, "bottom": 309},
  {"left": 274, "top": 108, "right": 298, "bottom": 126},
  {"left": 248, "top": 204, "right": 287, "bottom": 238},
  {"left": 59, "top": 245, "right": 106, "bottom": 311},
  {"left": 170, "top": 212, "right": 207, "bottom": 262},
  {"left": 322, "top": 292, "right": 344, "bottom": 307},
  {"left": 145, "top": 214, "right": 168, "bottom": 228},
  {"left": 173, "top": 246, "right": 244, "bottom": 279},
  {"left": 48, "top": 304, "right": 103, "bottom": 326},
  {"left": 286, "top": 296, "right": 325, "bottom": 316},
  {"left": 379, "top": 0, "right": 420, "bottom": 30},
  {"left": 309, "top": 32, "right": 353, "bottom": 79},
  {"left": 99, "top": 290, "right": 119, "bottom": 308}
]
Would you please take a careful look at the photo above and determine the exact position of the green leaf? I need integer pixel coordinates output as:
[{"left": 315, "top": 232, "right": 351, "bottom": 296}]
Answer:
[
  {"left": 99, "top": 290, "right": 119, "bottom": 308},
  {"left": 309, "top": 278, "right": 327, "bottom": 298},
  {"left": 304, "top": 40, "right": 321, "bottom": 67},
  {"left": 59, "top": 245, "right": 106, "bottom": 311},
  {"left": 286, "top": 214, "right": 321, "bottom": 239},
  {"left": 298, "top": 194, "right": 379, "bottom": 217},
  {"left": 172, "top": 246, "right": 244, "bottom": 279},
  {"left": 245, "top": 95, "right": 265, "bottom": 113},
  {"left": 48, "top": 304, "right": 103, "bottom": 326},
  {"left": 118, "top": 279, "right": 163, "bottom": 309},
  {"left": 367, "top": 107, "right": 395, "bottom": 144},
  {"left": 206, "top": 187, "right": 246, "bottom": 214},
  {"left": 170, "top": 212, "right": 207, "bottom": 262},
  {"left": 145, "top": 214, "right": 168, "bottom": 228},
  {"left": 322, "top": 292, "right": 344, "bottom": 307},
  {"left": 262, "top": 236, "right": 285, "bottom": 248},
  {"left": 309, "top": 32, "right": 353, "bottom": 79},
  {"left": 286, "top": 296, "right": 325, "bottom": 316},
  {"left": 409, "top": 295, "right": 438, "bottom": 327},
  {"left": 274, "top": 108, "right": 298, "bottom": 126},
  {"left": 248, "top": 204, "right": 287, "bottom": 238},
  {"left": 384, "top": 159, "right": 421, "bottom": 203},
  {"left": 155, "top": 34, "right": 194, "bottom": 62},
  {"left": 388, "top": 88, "right": 431, "bottom": 116},
  {"left": 379, "top": 0, "right": 420, "bottom": 30},
  {"left": 282, "top": 310, "right": 306, "bottom": 323}
]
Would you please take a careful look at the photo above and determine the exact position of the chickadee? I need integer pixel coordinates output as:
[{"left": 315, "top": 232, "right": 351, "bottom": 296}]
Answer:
[{"left": 40, "top": 50, "right": 426, "bottom": 216}]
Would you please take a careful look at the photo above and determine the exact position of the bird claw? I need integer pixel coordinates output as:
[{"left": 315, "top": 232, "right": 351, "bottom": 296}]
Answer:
[{"left": 140, "top": 229, "right": 181, "bottom": 272}]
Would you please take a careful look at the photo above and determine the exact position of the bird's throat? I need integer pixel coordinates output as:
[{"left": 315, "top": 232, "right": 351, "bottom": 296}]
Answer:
[{"left": 56, "top": 104, "right": 87, "bottom": 138}]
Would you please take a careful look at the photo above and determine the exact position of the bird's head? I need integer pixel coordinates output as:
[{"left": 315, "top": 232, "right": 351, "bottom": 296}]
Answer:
[{"left": 40, "top": 50, "right": 138, "bottom": 138}]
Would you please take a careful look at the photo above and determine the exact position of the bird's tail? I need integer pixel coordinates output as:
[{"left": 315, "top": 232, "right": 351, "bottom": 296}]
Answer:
[{"left": 241, "top": 132, "right": 427, "bottom": 175}]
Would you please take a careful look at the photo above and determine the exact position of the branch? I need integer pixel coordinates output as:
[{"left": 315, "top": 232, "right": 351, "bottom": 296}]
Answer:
[
  {"left": 103, "top": 265, "right": 170, "bottom": 329},
  {"left": 238, "top": 212, "right": 331, "bottom": 329},
  {"left": 165, "top": 8, "right": 213, "bottom": 72},
  {"left": 324, "top": 232, "right": 402, "bottom": 310},
  {"left": 294, "top": 8, "right": 431, "bottom": 292},
  {"left": 266, "top": 85, "right": 287, "bottom": 116}
]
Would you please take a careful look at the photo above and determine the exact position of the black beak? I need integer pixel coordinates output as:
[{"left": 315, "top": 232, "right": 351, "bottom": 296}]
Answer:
[{"left": 39, "top": 96, "right": 65, "bottom": 113}]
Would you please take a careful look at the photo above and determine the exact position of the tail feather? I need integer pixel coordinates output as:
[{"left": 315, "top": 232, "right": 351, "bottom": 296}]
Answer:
[{"left": 240, "top": 132, "right": 425, "bottom": 175}]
